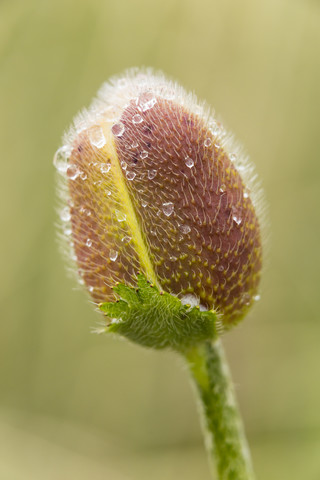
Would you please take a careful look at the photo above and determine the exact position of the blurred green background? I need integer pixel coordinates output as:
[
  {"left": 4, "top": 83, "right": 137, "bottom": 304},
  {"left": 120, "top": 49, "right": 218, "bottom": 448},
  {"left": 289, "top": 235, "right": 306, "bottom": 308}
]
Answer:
[{"left": 1, "top": 0, "right": 320, "bottom": 478}]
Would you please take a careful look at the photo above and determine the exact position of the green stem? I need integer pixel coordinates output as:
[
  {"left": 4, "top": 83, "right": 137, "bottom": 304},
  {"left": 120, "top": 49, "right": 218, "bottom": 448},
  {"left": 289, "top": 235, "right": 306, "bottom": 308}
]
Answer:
[{"left": 184, "top": 339, "right": 255, "bottom": 480}]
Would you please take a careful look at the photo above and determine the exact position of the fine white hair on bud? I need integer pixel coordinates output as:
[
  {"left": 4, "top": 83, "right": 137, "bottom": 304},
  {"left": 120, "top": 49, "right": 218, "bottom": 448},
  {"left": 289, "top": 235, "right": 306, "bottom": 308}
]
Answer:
[{"left": 54, "top": 68, "right": 266, "bottom": 327}]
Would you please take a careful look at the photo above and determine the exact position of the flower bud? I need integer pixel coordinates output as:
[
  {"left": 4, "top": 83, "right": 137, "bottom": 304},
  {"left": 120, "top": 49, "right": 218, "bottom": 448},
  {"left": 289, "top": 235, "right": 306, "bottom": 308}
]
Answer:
[{"left": 55, "top": 69, "right": 263, "bottom": 327}]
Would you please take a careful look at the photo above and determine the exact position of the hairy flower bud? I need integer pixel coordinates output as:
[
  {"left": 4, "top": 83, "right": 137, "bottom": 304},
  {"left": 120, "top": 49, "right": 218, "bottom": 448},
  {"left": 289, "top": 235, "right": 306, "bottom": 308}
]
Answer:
[{"left": 55, "top": 69, "right": 264, "bottom": 327}]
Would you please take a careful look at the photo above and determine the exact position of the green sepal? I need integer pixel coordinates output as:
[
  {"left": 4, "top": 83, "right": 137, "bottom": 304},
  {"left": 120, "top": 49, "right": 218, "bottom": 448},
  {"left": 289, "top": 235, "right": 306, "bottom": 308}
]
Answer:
[{"left": 99, "top": 274, "right": 219, "bottom": 351}]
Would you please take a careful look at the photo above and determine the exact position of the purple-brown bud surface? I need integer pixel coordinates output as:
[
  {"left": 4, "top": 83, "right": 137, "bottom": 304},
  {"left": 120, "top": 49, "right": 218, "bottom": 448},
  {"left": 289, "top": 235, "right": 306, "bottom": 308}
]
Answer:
[{"left": 55, "top": 69, "right": 264, "bottom": 327}]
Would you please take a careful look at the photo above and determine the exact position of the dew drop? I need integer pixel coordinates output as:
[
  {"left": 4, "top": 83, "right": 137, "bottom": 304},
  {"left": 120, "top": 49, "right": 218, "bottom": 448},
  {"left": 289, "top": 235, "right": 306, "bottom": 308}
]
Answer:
[
  {"left": 230, "top": 153, "right": 236, "bottom": 162},
  {"left": 181, "top": 294, "right": 199, "bottom": 308},
  {"left": 106, "top": 189, "right": 111, "bottom": 196},
  {"left": 60, "top": 207, "right": 71, "bottom": 222},
  {"left": 111, "top": 122, "right": 125, "bottom": 137},
  {"left": 218, "top": 265, "right": 224, "bottom": 272},
  {"left": 66, "top": 164, "right": 80, "bottom": 180},
  {"left": 89, "top": 126, "right": 106, "bottom": 148},
  {"left": 204, "top": 138, "right": 212, "bottom": 147},
  {"left": 219, "top": 184, "right": 226, "bottom": 193},
  {"left": 100, "top": 163, "right": 111, "bottom": 175},
  {"left": 140, "top": 150, "right": 148, "bottom": 159},
  {"left": 64, "top": 227, "right": 72, "bottom": 236},
  {"left": 121, "top": 161, "right": 127, "bottom": 171},
  {"left": 141, "top": 200, "right": 148, "bottom": 207},
  {"left": 53, "top": 146, "right": 69, "bottom": 173},
  {"left": 232, "top": 214, "right": 242, "bottom": 226},
  {"left": 132, "top": 114, "right": 143, "bottom": 124},
  {"left": 253, "top": 294, "right": 261, "bottom": 302},
  {"left": 141, "top": 97, "right": 157, "bottom": 112},
  {"left": 126, "top": 171, "right": 136, "bottom": 181},
  {"left": 241, "top": 293, "right": 251, "bottom": 306},
  {"left": 169, "top": 256, "right": 177, "bottom": 262},
  {"left": 131, "top": 141, "right": 139, "bottom": 148},
  {"left": 243, "top": 190, "right": 249, "bottom": 199},
  {"left": 211, "top": 125, "right": 222, "bottom": 137},
  {"left": 121, "top": 235, "right": 132, "bottom": 244},
  {"left": 162, "top": 202, "right": 174, "bottom": 217},
  {"left": 89, "top": 285, "right": 94, "bottom": 293},
  {"left": 109, "top": 249, "right": 118, "bottom": 262},
  {"left": 179, "top": 224, "right": 191, "bottom": 234},
  {"left": 148, "top": 169, "right": 157, "bottom": 180},
  {"left": 185, "top": 157, "right": 194, "bottom": 168},
  {"left": 80, "top": 172, "right": 87, "bottom": 181},
  {"left": 86, "top": 238, "right": 92, "bottom": 247},
  {"left": 115, "top": 210, "right": 127, "bottom": 222}
]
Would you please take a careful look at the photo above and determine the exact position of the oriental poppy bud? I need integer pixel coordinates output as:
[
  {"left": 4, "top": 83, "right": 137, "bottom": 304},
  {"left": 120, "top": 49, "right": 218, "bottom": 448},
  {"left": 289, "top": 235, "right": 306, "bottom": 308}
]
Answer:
[{"left": 54, "top": 68, "right": 264, "bottom": 328}]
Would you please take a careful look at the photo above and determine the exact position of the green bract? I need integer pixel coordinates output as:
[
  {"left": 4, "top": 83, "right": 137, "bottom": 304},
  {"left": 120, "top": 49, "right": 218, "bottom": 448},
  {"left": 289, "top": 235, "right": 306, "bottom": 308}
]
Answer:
[{"left": 99, "top": 274, "right": 219, "bottom": 351}]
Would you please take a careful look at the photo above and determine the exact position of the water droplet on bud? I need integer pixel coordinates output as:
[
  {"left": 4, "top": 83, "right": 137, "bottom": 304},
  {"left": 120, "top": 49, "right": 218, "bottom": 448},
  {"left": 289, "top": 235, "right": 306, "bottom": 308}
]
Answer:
[
  {"left": 140, "top": 151, "right": 148, "bottom": 159},
  {"left": 126, "top": 171, "right": 136, "bottom": 181},
  {"left": 179, "top": 224, "right": 191, "bottom": 234},
  {"left": 115, "top": 210, "right": 127, "bottom": 222},
  {"left": 232, "top": 214, "right": 242, "bottom": 226},
  {"left": 148, "top": 169, "right": 157, "bottom": 180},
  {"left": 109, "top": 249, "right": 118, "bottom": 261},
  {"left": 86, "top": 238, "right": 92, "bottom": 247},
  {"left": 53, "top": 146, "right": 69, "bottom": 173},
  {"left": 162, "top": 202, "right": 174, "bottom": 217},
  {"left": 60, "top": 207, "right": 71, "bottom": 222},
  {"left": 204, "top": 138, "right": 212, "bottom": 147},
  {"left": 181, "top": 294, "right": 200, "bottom": 308},
  {"left": 132, "top": 114, "right": 143, "bottom": 124},
  {"left": 121, "top": 236, "right": 132, "bottom": 244},
  {"left": 111, "top": 122, "right": 125, "bottom": 137},
  {"left": 211, "top": 125, "right": 222, "bottom": 137},
  {"left": 100, "top": 163, "right": 111, "bottom": 175},
  {"left": 89, "top": 126, "right": 106, "bottom": 148},
  {"left": 141, "top": 97, "right": 157, "bottom": 112},
  {"left": 185, "top": 157, "right": 194, "bottom": 168},
  {"left": 241, "top": 293, "right": 251, "bottom": 306},
  {"left": 67, "top": 164, "right": 80, "bottom": 180}
]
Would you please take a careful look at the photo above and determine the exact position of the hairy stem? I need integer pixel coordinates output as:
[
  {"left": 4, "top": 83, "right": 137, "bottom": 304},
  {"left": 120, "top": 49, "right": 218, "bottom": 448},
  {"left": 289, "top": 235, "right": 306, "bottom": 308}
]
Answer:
[{"left": 184, "top": 339, "right": 255, "bottom": 480}]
